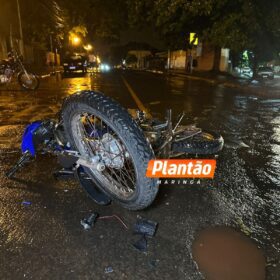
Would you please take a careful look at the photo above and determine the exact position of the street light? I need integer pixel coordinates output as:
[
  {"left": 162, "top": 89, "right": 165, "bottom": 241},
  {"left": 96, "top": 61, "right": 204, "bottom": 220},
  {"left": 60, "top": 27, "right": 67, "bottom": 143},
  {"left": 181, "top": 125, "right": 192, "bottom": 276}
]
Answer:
[
  {"left": 84, "top": 44, "right": 93, "bottom": 51},
  {"left": 72, "top": 36, "right": 81, "bottom": 45}
]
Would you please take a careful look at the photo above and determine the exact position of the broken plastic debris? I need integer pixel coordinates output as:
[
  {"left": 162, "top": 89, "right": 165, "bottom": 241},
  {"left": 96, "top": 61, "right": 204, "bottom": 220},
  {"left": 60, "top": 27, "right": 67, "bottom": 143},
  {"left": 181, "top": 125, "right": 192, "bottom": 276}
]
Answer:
[
  {"left": 133, "top": 235, "right": 147, "bottom": 252},
  {"left": 104, "top": 266, "right": 113, "bottom": 273},
  {"left": 132, "top": 218, "right": 158, "bottom": 252},
  {"left": 81, "top": 212, "right": 99, "bottom": 230},
  {"left": 22, "top": 201, "right": 32, "bottom": 206},
  {"left": 134, "top": 218, "right": 158, "bottom": 237}
]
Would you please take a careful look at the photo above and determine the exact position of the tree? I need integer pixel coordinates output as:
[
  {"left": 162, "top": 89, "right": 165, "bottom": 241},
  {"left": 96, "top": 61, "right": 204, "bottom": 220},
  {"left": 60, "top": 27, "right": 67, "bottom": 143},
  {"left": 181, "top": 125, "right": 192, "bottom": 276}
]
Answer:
[
  {"left": 127, "top": 0, "right": 280, "bottom": 74},
  {"left": 20, "top": 0, "right": 67, "bottom": 49},
  {"left": 58, "top": 0, "right": 127, "bottom": 45},
  {"left": 199, "top": 0, "right": 280, "bottom": 74}
]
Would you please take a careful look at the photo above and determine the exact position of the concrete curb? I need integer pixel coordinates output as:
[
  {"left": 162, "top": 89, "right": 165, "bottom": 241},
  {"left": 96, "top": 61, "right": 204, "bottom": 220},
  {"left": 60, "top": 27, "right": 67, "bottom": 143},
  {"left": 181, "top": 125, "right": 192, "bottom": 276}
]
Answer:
[{"left": 40, "top": 70, "right": 63, "bottom": 79}]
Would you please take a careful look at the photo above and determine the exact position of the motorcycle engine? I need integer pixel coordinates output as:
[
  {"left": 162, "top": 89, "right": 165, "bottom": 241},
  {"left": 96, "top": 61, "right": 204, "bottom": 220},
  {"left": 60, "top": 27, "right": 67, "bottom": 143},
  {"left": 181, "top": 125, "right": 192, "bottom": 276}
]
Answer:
[
  {"left": 99, "top": 133, "right": 125, "bottom": 169},
  {"left": 4, "top": 68, "right": 13, "bottom": 78},
  {"left": 0, "top": 75, "right": 9, "bottom": 83},
  {"left": 0, "top": 68, "right": 13, "bottom": 83}
]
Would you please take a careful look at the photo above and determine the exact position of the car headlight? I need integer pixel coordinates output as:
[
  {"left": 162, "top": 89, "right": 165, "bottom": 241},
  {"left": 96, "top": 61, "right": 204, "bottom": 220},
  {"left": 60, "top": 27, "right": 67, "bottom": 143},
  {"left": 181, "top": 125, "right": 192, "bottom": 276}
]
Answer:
[{"left": 100, "top": 63, "right": 111, "bottom": 71}]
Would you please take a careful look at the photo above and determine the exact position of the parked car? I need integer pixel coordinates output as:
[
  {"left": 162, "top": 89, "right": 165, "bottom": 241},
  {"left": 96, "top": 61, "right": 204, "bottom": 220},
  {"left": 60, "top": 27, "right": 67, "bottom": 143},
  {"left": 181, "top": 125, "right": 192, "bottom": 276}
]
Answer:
[
  {"left": 257, "top": 66, "right": 274, "bottom": 79},
  {"left": 63, "top": 54, "right": 87, "bottom": 73},
  {"left": 86, "top": 61, "right": 99, "bottom": 72},
  {"left": 241, "top": 67, "right": 253, "bottom": 76}
]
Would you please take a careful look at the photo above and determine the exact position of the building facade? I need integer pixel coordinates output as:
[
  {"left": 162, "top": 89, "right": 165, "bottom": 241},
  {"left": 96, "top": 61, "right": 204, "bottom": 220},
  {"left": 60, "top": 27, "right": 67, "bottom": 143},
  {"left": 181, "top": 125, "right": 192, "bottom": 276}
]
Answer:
[{"left": 168, "top": 43, "right": 231, "bottom": 72}]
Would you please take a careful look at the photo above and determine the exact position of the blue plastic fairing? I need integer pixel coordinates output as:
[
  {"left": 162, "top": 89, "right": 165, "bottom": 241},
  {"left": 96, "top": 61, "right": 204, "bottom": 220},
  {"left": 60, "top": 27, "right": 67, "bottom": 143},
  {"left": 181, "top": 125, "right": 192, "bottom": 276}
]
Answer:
[{"left": 21, "top": 121, "right": 42, "bottom": 156}]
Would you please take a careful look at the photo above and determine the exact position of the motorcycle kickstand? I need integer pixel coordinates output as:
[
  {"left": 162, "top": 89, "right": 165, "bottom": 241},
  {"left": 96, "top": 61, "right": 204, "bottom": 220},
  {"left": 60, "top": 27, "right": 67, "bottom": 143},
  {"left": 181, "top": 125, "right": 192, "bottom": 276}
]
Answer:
[{"left": 6, "top": 151, "right": 32, "bottom": 178}]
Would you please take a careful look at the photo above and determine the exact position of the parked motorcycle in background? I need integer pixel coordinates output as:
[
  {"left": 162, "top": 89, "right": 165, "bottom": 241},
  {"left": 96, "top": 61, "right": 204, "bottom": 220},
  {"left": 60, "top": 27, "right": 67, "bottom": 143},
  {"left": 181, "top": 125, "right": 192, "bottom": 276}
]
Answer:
[{"left": 0, "top": 49, "right": 40, "bottom": 90}]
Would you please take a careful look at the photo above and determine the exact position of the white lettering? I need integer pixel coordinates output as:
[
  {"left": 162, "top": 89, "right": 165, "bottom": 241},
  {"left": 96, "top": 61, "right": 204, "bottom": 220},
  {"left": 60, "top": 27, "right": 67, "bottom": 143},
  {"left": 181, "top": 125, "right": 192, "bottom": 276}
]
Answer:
[
  {"left": 152, "top": 160, "right": 163, "bottom": 175},
  {"left": 193, "top": 161, "right": 202, "bottom": 175},
  {"left": 202, "top": 164, "right": 212, "bottom": 175},
  {"left": 169, "top": 164, "right": 177, "bottom": 175}
]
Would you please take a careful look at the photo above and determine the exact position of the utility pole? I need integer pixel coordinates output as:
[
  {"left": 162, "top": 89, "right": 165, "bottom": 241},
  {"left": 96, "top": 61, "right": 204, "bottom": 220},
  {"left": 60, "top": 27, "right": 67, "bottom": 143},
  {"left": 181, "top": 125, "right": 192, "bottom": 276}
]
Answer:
[
  {"left": 16, "top": 0, "right": 24, "bottom": 58},
  {"left": 50, "top": 33, "right": 55, "bottom": 72},
  {"left": 167, "top": 49, "right": 171, "bottom": 70}
]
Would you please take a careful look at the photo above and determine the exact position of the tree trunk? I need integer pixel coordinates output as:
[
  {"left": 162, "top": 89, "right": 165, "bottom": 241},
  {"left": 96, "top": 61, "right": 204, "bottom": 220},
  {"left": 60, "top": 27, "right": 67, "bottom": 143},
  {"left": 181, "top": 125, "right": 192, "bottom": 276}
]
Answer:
[{"left": 212, "top": 46, "right": 221, "bottom": 72}]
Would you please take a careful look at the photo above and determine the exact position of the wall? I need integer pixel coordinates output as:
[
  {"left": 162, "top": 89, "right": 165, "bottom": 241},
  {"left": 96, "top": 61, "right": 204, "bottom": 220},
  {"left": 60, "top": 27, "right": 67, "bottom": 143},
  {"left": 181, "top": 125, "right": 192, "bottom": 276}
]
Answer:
[
  {"left": 0, "top": 33, "right": 49, "bottom": 66},
  {"left": 24, "top": 44, "right": 34, "bottom": 64},
  {"left": 127, "top": 50, "right": 152, "bottom": 69},
  {"left": 195, "top": 44, "right": 230, "bottom": 72},
  {"left": 196, "top": 44, "right": 215, "bottom": 71},
  {"left": 220, "top": 48, "right": 230, "bottom": 72},
  {"left": 170, "top": 50, "right": 186, "bottom": 69},
  {"left": 0, "top": 35, "right": 7, "bottom": 59}
]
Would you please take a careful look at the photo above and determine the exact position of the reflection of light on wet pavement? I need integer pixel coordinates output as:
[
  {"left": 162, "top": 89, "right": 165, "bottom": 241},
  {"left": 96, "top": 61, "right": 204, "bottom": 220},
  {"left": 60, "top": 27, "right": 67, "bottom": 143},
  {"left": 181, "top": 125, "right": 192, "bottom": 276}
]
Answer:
[
  {"left": 167, "top": 76, "right": 187, "bottom": 95},
  {"left": 269, "top": 116, "right": 280, "bottom": 186},
  {"left": 192, "top": 227, "right": 265, "bottom": 280},
  {"left": 66, "top": 77, "right": 91, "bottom": 94},
  {"left": 271, "top": 116, "right": 280, "bottom": 142}
]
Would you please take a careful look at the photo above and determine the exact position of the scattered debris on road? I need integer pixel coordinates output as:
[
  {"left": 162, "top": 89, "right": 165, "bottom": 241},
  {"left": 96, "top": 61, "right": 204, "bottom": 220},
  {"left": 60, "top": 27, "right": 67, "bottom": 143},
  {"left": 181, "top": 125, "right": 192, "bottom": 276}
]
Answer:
[
  {"left": 134, "top": 218, "right": 158, "bottom": 237},
  {"left": 133, "top": 235, "right": 148, "bottom": 252},
  {"left": 81, "top": 213, "right": 128, "bottom": 230},
  {"left": 21, "top": 201, "right": 32, "bottom": 206},
  {"left": 80, "top": 212, "right": 99, "bottom": 230},
  {"left": 132, "top": 218, "right": 158, "bottom": 252},
  {"left": 104, "top": 266, "right": 114, "bottom": 274},
  {"left": 98, "top": 215, "right": 129, "bottom": 230}
]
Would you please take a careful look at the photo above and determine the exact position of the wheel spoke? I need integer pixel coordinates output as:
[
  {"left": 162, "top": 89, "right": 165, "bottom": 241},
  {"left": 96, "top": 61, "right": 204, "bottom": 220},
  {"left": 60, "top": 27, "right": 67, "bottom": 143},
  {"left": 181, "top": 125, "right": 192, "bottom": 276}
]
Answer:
[{"left": 76, "top": 113, "right": 136, "bottom": 196}]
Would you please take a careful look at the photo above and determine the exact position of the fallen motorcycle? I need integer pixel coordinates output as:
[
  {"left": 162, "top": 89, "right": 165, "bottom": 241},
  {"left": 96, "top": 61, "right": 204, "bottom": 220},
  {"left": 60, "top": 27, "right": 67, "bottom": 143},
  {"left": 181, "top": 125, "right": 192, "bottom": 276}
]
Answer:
[
  {"left": 6, "top": 90, "right": 223, "bottom": 210},
  {"left": 0, "top": 49, "right": 40, "bottom": 90}
]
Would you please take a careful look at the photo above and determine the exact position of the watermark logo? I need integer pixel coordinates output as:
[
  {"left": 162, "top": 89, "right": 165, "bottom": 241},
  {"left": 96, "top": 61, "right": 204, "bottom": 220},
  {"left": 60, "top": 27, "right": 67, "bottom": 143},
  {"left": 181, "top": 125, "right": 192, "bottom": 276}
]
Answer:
[{"left": 146, "top": 159, "right": 216, "bottom": 178}]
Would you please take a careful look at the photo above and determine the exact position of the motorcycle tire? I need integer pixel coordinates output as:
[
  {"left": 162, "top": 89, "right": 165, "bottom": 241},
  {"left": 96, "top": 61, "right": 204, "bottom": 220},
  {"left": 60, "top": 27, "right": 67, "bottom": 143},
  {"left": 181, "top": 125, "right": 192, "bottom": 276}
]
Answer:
[
  {"left": 171, "top": 130, "right": 224, "bottom": 155},
  {"left": 61, "top": 90, "right": 159, "bottom": 210},
  {"left": 18, "top": 72, "right": 40, "bottom": 90}
]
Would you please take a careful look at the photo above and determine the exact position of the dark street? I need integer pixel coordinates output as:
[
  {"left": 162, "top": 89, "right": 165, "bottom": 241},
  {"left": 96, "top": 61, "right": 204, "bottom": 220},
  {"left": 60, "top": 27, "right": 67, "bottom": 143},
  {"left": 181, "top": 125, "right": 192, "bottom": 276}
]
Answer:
[{"left": 0, "top": 70, "right": 279, "bottom": 279}]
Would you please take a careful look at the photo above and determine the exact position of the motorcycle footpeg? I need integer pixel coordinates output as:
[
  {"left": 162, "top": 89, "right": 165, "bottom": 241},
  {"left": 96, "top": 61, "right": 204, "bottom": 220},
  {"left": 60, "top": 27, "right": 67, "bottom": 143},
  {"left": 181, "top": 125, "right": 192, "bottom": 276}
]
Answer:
[{"left": 74, "top": 167, "right": 111, "bottom": 206}]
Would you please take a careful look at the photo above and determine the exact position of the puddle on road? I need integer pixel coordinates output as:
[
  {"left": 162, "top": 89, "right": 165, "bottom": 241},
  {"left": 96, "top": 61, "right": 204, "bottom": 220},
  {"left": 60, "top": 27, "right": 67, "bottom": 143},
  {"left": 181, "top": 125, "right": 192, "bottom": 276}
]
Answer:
[{"left": 192, "top": 226, "right": 265, "bottom": 280}]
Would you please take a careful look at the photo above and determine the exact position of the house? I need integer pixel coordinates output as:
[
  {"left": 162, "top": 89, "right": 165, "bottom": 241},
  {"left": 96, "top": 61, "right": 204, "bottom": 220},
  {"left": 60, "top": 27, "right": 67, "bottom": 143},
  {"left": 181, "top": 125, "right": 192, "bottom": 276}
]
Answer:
[
  {"left": 167, "top": 43, "right": 231, "bottom": 72},
  {"left": 127, "top": 50, "right": 152, "bottom": 69},
  {"left": 0, "top": 1, "right": 47, "bottom": 65}
]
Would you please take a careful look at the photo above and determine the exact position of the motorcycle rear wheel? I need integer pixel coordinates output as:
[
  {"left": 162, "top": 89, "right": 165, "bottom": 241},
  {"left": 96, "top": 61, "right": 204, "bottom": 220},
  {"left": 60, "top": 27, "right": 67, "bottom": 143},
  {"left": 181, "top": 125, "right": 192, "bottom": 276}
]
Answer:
[
  {"left": 61, "top": 90, "right": 159, "bottom": 210},
  {"left": 171, "top": 130, "right": 224, "bottom": 155}
]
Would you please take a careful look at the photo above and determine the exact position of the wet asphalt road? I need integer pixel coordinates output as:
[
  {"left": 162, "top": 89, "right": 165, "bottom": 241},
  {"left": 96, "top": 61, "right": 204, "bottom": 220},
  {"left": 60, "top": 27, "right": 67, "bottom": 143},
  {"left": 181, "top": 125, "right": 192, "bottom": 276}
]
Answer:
[{"left": 0, "top": 70, "right": 279, "bottom": 279}]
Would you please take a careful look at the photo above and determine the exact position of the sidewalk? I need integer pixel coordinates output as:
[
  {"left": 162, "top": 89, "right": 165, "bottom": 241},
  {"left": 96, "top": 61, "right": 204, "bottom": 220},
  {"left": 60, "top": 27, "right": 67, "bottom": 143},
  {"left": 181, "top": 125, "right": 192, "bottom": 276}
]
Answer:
[
  {"left": 147, "top": 68, "right": 280, "bottom": 97},
  {"left": 25, "top": 64, "right": 63, "bottom": 78}
]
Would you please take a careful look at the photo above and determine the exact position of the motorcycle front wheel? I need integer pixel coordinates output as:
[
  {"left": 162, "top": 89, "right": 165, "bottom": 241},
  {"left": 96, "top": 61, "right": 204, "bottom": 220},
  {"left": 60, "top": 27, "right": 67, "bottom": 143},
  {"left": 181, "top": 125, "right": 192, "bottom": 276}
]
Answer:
[
  {"left": 61, "top": 91, "right": 159, "bottom": 210},
  {"left": 18, "top": 72, "right": 40, "bottom": 90}
]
